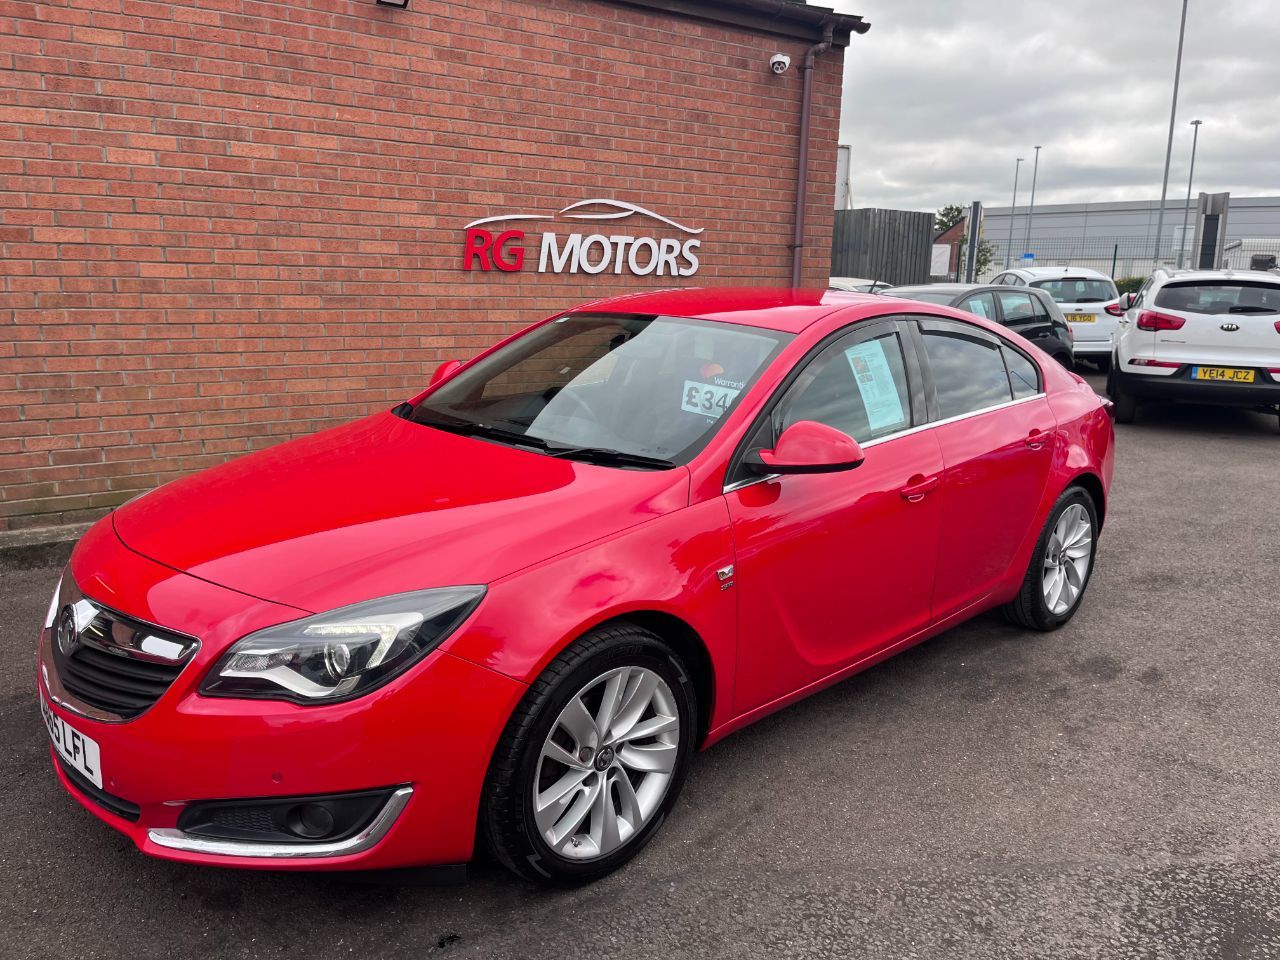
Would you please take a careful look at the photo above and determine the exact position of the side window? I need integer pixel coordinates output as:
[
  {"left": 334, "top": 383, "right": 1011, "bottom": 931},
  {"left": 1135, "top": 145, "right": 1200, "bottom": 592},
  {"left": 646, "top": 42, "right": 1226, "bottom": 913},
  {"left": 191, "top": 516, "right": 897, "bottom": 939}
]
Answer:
[
  {"left": 1003, "top": 347, "right": 1041, "bottom": 399},
  {"left": 958, "top": 292, "right": 997, "bottom": 319},
  {"left": 1029, "top": 293, "right": 1049, "bottom": 323},
  {"left": 995, "top": 291, "right": 1036, "bottom": 324},
  {"left": 921, "top": 323, "right": 1013, "bottom": 419},
  {"left": 1133, "top": 277, "right": 1153, "bottom": 308},
  {"left": 774, "top": 327, "right": 913, "bottom": 444}
]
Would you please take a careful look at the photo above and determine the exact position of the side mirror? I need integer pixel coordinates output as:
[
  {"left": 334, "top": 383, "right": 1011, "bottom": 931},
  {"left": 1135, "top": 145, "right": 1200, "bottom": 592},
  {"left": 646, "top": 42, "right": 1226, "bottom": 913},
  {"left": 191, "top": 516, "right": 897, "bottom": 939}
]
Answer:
[
  {"left": 430, "top": 359, "right": 464, "bottom": 386},
  {"left": 1120, "top": 292, "right": 1138, "bottom": 311},
  {"left": 747, "top": 420, "right": 865, "bottom": 475}
]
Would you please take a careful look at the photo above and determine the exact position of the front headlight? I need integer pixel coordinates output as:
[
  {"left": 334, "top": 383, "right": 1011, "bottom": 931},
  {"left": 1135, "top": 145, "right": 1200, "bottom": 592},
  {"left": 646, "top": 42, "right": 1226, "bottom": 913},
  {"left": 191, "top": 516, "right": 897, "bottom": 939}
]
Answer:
[{"left": 200, "top": 587, "right": 485, "bottom": 704}]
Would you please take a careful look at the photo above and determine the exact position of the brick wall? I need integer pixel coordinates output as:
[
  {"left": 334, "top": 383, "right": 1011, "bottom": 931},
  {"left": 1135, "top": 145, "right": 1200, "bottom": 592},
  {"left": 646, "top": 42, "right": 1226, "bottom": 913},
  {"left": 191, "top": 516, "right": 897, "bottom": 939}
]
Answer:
[{"left": 0, "top": 0, "right": 845, "bottom": 531}]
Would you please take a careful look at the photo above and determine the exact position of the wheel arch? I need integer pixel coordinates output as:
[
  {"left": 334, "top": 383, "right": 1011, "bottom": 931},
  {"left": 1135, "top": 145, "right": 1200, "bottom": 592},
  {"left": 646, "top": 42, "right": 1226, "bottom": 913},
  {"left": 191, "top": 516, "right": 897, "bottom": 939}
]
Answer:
[
  {"left": 595, "top": 610, "right": 716, "bottom": 746},
  {"left": 1067, "top": 470, "right": 1107, "bottom": 527}
]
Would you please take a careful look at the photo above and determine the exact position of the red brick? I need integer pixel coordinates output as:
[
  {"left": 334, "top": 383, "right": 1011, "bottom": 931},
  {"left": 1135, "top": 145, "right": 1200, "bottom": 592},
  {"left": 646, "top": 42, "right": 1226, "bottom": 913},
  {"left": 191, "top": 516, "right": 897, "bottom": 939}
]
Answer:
[{"left": 0, "top": 0, "right": 845, "bottom": 529}]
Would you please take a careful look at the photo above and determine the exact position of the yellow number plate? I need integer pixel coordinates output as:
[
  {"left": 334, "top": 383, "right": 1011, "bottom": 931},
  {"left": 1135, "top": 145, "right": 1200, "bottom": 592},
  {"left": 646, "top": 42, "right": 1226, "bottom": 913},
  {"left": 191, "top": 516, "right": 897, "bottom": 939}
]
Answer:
[
  {"left": 1192, "top": 366, "right": 1255, "bottom": 383},
  {"left": 1066, "top": 313, "right": 1096, "bottom": 323}
]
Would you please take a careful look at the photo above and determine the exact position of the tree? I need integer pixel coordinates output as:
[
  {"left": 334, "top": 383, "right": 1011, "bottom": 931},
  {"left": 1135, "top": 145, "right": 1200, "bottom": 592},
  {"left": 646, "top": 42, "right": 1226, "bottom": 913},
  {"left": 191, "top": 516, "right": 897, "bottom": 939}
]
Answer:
[
  {"left": 935, "top": 204, "right": 965, "bottom": 235},
  {"left": 968, "top": 237, "right": 996, "bottom": 275}
]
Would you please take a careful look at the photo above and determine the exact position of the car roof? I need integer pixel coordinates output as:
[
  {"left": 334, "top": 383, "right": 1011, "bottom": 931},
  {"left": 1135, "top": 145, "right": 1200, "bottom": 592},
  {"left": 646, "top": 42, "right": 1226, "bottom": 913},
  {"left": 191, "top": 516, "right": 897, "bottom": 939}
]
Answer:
[
  {"left": 885, "top": 283, "right": 980, "bottom": 294},
  {"left": 1010, "top": 266, "right": 1112, "bottom": 280},
  {"left": 576, "top": 287, "right": 878, "bottom": 334}
]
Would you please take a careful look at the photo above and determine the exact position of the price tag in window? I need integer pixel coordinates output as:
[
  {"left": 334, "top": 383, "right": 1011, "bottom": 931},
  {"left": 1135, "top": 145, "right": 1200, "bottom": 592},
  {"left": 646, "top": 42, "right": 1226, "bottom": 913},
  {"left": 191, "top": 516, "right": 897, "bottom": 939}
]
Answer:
[
  {"left": 680, "top": 380, "right": 740, "bottom": 419},
  {"left": 844, "top": 340, "right": 906, "bottom": 433}
]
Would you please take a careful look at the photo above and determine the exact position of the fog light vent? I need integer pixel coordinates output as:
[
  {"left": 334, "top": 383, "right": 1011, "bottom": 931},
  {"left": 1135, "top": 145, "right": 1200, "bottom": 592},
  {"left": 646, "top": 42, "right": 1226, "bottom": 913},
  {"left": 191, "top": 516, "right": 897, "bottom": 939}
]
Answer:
[{"left": 178, "top": 787, "right": 400, "bottom": 844}]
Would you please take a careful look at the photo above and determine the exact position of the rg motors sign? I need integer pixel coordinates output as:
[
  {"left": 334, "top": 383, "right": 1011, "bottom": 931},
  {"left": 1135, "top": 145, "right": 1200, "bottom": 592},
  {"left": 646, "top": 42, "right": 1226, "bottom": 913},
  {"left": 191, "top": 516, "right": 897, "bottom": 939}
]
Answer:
[{"left": 462, "top": 199, "right": 703, "bottom": 277}]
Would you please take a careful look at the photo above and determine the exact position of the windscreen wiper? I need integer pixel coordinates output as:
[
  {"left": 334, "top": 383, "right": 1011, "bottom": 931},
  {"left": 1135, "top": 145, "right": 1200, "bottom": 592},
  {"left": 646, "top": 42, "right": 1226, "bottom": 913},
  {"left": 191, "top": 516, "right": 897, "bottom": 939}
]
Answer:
[
  {"left": 1073, "top": 297, "right": 1107, "bottom": 303},
  {"left": 545, "top": 446, "right": 675, "bottom": 469},
  {"left": 418, "top": 416, "right": 553, "bottom": 452}
]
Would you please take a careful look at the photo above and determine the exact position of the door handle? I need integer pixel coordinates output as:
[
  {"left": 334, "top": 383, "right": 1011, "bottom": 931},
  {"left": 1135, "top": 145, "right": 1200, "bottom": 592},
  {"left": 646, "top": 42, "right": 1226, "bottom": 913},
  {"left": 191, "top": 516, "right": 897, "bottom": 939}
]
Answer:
[
  {"left": 899, "top": 474, "right": 940, "bottom": 502},
  {"left": 1025, "top": 429, "right": 1047, "bottom": 451}
]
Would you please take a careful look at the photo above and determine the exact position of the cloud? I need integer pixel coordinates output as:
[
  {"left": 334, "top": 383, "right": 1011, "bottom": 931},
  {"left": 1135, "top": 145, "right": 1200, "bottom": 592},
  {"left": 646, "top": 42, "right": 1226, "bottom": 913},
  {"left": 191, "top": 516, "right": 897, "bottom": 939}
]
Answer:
[{"left": 826, "top": 0, "right": 1280, "bottom": 212}]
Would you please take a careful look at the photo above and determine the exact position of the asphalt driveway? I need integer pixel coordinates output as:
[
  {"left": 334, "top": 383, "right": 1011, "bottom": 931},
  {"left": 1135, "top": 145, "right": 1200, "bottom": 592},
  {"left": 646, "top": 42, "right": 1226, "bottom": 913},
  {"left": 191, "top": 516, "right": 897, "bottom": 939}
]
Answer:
[{"left": 4, "top": 376, "right": 1279, "bottom": 959}]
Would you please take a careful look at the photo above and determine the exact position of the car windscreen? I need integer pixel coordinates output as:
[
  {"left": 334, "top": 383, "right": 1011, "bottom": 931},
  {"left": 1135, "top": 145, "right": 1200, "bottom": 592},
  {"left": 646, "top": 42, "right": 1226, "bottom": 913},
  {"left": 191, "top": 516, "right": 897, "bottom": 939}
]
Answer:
[
  {"left": 1030, "top": 278, "right": 1117, "bottom": 303},
  {"left": 1153, "top": 281, "right": 1280, "bottom": 315},
  {"left": 409, "top": 314, "right": 792, "bottom": 466}
]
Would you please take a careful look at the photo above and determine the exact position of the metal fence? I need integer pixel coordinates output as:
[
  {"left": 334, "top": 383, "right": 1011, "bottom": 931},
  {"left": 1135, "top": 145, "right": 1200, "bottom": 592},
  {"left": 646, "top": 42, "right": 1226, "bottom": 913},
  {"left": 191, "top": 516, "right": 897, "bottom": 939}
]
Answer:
[
  {"left": 831, "top": 208, "right": 935, "bottom": 286},
  {"left": 977, "top": 237, "right": 1280, "bottom": 282}
]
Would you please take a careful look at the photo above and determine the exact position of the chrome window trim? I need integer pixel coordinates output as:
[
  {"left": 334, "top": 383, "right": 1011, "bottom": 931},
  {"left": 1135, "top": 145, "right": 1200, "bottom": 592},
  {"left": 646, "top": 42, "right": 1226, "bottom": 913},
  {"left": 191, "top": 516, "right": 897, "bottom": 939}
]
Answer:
[
  {"left": 721, "top": 392, "right": 1048, "bottom": 493},
  {"left": 146, "top": 786, "right": 413, "bottom": 859},
  {"left": 860, "top": 392, "right": 1047, "bottom": 449},
  {"left": 723, "top": 472, "right": 779, "bottom": 494}
]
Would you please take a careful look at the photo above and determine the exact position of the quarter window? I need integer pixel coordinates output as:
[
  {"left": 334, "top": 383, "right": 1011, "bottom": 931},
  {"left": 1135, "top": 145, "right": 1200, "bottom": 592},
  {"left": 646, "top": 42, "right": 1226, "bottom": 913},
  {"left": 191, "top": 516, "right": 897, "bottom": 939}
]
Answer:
[
  {"left": 922, "top": 326, "right": 1013, "bottom": 419},
  {"left": 1003, "top": 347, "right": 1040, "bottom": 399}
]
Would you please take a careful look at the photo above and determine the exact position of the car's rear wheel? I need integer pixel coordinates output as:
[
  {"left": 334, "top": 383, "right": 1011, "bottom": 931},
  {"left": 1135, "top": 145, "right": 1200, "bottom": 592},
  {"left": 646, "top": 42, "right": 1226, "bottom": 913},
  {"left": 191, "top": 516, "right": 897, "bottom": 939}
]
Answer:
[
  {"left": 481, "top": 623, "right": 696, "bottom": 885},
  {"left": 1003, "top": 486, "right": 1099, "bottom": 631}
]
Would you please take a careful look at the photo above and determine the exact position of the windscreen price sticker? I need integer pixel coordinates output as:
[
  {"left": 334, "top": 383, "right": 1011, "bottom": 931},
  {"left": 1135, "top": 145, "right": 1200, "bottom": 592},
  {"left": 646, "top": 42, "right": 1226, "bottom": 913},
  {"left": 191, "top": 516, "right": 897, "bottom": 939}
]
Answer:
[{"left": 681, "top": 380, "right": 740, "bottom": 419}]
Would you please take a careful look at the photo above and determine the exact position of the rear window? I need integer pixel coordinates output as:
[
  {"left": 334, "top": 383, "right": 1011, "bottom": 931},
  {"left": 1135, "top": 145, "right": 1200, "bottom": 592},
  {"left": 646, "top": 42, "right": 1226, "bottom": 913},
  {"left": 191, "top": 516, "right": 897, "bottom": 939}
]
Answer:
[
  {"left": 1154, "top": 281, "right": 1280, "bottom": 315},
  {"left": 1030, "top": 278, "right": 1117, "bottom": 303}
]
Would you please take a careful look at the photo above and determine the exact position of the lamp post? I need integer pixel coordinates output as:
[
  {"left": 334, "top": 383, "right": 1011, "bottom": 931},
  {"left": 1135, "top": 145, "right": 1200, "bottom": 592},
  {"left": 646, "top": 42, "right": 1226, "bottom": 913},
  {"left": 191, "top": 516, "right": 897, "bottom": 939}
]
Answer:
[
  {"left": 1022, "top": 145, "right": 1041, "bottom": 258},
  {"left": 1177, "top": 119, "right": 1203, "bottom": 268},
  {"left": 1154, "top": 0, "right": 1191, "bottom": 266},
  {"left": 1005, "top": 157, "right": 1024, "bottom": 268}
]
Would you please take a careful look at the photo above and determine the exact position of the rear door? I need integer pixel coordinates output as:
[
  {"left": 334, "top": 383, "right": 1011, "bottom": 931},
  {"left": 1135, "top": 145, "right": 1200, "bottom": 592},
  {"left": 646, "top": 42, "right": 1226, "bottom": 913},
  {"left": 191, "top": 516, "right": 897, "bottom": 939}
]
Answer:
[
  {"left": 913, "top": 317, "right": 1057, "bottom": 621},
  {"left": 1149, "top": 280, "right": 1280, "bottom": 369},
  {"left": 992, "top": 290, "right": 1054, "bottom": 348}
]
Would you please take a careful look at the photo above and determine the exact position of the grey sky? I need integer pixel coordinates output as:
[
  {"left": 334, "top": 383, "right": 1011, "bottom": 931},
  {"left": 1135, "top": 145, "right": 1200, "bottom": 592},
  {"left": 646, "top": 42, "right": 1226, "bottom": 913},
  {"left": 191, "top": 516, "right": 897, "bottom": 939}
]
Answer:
[{"left": 825, "top": 0, "right": 1280, "bottom": 213}]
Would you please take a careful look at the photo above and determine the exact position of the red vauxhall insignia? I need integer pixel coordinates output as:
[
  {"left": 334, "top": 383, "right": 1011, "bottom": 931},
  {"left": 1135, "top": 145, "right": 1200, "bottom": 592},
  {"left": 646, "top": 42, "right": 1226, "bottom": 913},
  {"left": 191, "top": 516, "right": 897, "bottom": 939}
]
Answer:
[{"left": 38, "top": 288, "right": 1114, "bottom": 884}]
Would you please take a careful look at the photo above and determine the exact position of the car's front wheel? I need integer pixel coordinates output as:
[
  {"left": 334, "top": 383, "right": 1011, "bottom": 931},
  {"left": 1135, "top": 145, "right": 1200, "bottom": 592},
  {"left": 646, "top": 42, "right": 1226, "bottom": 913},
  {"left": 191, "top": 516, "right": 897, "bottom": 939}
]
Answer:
[
  {"left": 481, "top": 623, "right": 696, "bottom": 885},
  {"left": 1003, "top": 486, "right": 1099, "bottom": 631}
]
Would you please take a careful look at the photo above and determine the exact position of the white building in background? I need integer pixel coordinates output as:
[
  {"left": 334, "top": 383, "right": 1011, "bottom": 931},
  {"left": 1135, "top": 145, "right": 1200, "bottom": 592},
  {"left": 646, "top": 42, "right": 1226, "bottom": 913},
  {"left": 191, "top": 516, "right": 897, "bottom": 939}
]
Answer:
[{"left": 981, "top": 195, "right": 1280, "bottom": 280}]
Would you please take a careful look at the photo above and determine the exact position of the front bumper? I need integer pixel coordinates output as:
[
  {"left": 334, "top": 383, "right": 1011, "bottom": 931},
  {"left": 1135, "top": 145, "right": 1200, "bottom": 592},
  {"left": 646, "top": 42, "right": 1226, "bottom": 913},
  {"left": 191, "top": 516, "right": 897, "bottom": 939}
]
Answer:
[
  {"left": 1114, "top": 365, "right": 1280, "bottom": 408},
  {"left": 38, "top": 522, "right": 528, "bottom": 871}
]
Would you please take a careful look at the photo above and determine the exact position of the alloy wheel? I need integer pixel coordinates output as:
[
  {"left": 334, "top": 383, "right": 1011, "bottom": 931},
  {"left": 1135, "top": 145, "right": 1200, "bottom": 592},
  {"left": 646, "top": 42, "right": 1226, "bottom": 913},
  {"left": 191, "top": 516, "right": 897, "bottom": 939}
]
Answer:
[
  {"left": 1041, "top": 503, "right": 1093, "bottom": 615},
  {"left": 532, "top": 665, "right": 680, "bottom": 860}
]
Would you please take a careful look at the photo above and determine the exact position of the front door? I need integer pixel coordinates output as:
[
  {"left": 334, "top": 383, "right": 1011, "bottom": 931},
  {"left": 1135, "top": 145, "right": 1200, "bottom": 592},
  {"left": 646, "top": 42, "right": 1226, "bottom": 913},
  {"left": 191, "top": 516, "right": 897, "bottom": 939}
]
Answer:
[{"left": 725, "top": 319, "right": 945, "bottom": 715}]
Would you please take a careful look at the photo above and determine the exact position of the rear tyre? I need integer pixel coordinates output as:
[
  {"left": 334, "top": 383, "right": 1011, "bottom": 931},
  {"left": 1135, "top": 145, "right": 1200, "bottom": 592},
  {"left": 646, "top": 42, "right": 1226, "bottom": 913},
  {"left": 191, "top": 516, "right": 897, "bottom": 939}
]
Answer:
[
  {"left": 481, "top": 623, "right": 696, "bottom": 885},
  {"left": 1003, "top": 485, "right": 1099, "bottom": 632},
  {"left": 1106, "top": 368, "right": 1137, "bottom": 424}
]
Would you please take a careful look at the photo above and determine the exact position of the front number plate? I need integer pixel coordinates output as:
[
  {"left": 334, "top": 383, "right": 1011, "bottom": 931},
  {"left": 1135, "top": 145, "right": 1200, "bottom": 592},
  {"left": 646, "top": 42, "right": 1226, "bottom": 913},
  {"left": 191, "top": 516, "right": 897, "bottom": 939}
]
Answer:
[
  {"left": 1191, "top": 366, "right": 1255, "bottom": 383},
  {"left": 41, "top": 696, "right": 103, "bottom": 788}
]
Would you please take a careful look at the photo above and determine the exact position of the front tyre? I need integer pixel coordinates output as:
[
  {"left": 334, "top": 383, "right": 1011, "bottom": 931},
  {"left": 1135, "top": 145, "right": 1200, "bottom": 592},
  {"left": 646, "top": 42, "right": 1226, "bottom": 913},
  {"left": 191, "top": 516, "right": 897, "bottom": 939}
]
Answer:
[
  {"left": 481, "top": 623, "right": 696, "bottom": 885},
  {"left": 1003, "top": 486, "right": 1099, "bottom": 631}
]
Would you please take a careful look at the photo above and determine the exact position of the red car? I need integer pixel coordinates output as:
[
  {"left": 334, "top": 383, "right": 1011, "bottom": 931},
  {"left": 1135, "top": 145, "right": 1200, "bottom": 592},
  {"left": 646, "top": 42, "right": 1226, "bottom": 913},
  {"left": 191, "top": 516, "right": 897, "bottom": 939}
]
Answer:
[{"left": 38, "top": 288, "right": 1114, "bottom": 884}]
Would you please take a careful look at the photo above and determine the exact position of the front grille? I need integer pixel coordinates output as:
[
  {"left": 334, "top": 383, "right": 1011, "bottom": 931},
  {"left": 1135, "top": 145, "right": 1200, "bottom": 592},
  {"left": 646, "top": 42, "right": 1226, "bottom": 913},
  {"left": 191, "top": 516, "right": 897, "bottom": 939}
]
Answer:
[
  {"left": 50, "top": 603, "right": 195, "bottom": 720},
  {"left": 56, "top": 755, "right": 141, "bottom": 822}
]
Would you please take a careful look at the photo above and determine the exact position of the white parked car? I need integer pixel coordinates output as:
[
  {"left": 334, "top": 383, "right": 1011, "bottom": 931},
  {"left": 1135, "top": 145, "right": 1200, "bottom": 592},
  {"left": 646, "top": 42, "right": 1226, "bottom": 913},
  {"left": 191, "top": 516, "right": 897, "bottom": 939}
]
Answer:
[
  {"left": 989, "top": 266, "right": 1122, "bottom": 369},
  {"left": 1107, "top": 268, "right": 1280, "bottom": 428},
  {"left": 828, "top": 276, "right": 893, "bottom": 294}
]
